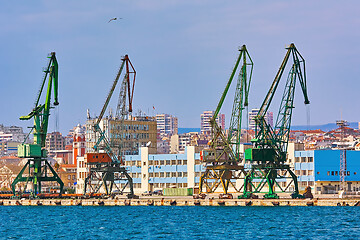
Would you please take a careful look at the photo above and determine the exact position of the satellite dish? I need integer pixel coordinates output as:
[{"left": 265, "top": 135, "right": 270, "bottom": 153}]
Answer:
[{"left": 146, "top": 141, "right": 151, "bottom": 147}]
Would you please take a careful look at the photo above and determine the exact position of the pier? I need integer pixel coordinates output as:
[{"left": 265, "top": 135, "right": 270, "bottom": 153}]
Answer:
[{"left": 2, "top": 197, "right": 360, "bottom": 207}]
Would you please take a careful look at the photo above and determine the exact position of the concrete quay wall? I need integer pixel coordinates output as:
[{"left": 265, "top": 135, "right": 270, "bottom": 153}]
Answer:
[{"left": 1, "top": 197, "right": 360, "bottom": 207}]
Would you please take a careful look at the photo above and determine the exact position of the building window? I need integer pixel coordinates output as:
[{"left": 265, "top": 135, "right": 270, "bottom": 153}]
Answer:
[
  {"left": 166, "top": 160, "right": 171, "bottom": 165},
  {"left": 177, "top": 160, "right": 182, "bottom": 165},
  {"left": 184, "top": 172, "right": 188, "bottom": 177},
  {"left": 155, "top": 172, "right": 160, "bottom": 178},
  {"left": 171, "top": 160, "right": 176, "bottom": 165},
  {"left": 171, "top": 172, "right": 176, "bottom": 177},
  {"left": 166, "top": 172, "right": 170, "bottom": 177},
  {"left": 183, "top": 160, "right": 187, "bottom": 165},
  {"left": 178, "top": 172, "right": 182, "bottom": 177},
  {"left": 68, "top": 175, "right": 71, "bottom": 180},
  {"left": 335, "top": 171, "right": 338, "bottom": 176},
  {"left": 308, "top": 157, "right": 313, "bottom": 162},
  {"left": 347, "top": 171, "right": 350, "bottom": 176},
  {"left": 317, "top": 172, "right": 320, "bottom": 174},
  {"left": 327, "top": 171, "right": 330, "bottom": 176},
  {"left": 160, "top": 160, "right": 164, "bottom": 165},
  {"left": 331, "top": 171, "right": 334, "bottom": 176},
  {"left": 160, "top": 172, "right": 165, "bottom": 178}
]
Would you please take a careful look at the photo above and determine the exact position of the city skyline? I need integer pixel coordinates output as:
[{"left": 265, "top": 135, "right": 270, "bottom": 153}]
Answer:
[{"left": 1, "top": 1, "right": 360, "bottom": 135}]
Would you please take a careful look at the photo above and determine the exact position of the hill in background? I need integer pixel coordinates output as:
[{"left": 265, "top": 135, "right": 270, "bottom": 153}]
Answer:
[{"left": 178, "top": 122, "right": 359, "bottom": 134}]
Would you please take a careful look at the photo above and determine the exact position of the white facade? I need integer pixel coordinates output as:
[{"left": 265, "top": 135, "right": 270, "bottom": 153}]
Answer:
[
  {"left": 200, "top": 111, "right": 225, "bottom": 134},
  {"left": 156, "top": 114, "right": 178, "bottom": 137},
  {"left": 248, "top": 109, "right": 274, "bottom": 130},
  {"left": 76, "top": 156, "right": 86, "bottom": 194}
]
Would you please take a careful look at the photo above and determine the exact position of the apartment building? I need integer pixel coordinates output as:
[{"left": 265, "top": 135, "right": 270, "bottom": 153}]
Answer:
[
  {"left": 200, "top": 111, "right": 225, "bottom": 134},
  {"left": 156, "top": 114, "right": 178, "bottom": 137},
  {"left": 85, "top": 117, "right": 157, "bottom": 155},
  {"left": 248, "top": 109, "right": 274, "bottom": 130}
]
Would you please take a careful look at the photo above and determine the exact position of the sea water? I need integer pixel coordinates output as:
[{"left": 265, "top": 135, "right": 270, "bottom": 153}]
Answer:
[{"left": 1, "top": 206, "right": 359, "bottom": 239}]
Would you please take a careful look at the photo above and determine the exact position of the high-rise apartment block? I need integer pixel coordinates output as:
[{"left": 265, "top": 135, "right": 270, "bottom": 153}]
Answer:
[
  {"left": 248, "top": 109, "right": 274, "bottom": 130},
  {"left": 45, "top": 132, "right": 65, "bottom": 154},
  {"left": 200, "top": 111, "right": 225, "bottom": 134},
  {"left": 0, "top": 124, "right": 27, "bottom": 143},
  {"left": 156, "top": 114, "right": 178, "bottom": 137}
]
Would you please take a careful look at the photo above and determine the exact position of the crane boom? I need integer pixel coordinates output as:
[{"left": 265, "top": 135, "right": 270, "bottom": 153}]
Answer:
[
  {"left": 258, "top": 43, "right": 309, "bottom": 118},
  {"left": 96, "top": 59, "right": 126, "bottom": 126}
]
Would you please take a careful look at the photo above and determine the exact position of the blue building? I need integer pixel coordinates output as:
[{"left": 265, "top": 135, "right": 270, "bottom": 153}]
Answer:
[
  {"left": 294, "top": 150, "right": 360, "bottom": 194},
  {"left": 124, "top": 146, "right": 205, "bottom": 194}
]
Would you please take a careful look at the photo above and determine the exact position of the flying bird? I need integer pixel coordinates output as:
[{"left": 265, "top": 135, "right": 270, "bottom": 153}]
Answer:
[{"left": 108, "top": 17, "right": 122, "bottom": 23}]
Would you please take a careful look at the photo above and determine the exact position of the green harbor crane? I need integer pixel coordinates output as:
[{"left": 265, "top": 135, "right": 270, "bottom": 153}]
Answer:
[
  {"left": 11, "top": 52, "right": 64, "bottom": 197},
  {"left": 242, "top": 43, "right": 309, "bottom": 199},
  {"left": 199, "top": 45, "right": 253, "bottom": 194},
  {"left": 84, "top": 55, "right": 135, "bottom": 197}
]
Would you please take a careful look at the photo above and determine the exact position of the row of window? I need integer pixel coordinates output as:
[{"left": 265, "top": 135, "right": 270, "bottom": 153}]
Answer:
[
  {"left": 119, "top": 183, "right": 187, "bottom": 189},
  {"left": 130, "top": 172, "right": 203, "bottom": 178},
  {"left": 110, "top": 124, "right": 150, "bottom": 131},
  {"left": 295, "top": 170, "right": 314, "bottom": 176},
  {"left": 78, "top": 172, "right": 87, "bottom": 179},
  {"left": 295, "top": 157, "right": 314, "bottom": 163},
  {"left": 109, "top": 133, "right": 150, "bottom": 140},
  {"left": 126, "top": 159, "right": 202, "bottom": 166},
  {"left": 148, "top": 172, "right": 188, "bottom": 178},
  {"left": 149, "top": 160, "right": 188, "bottom": 166},
  {"left": 327, "top": 171, "right": 355, "bottom": 176},
  {"left": 67, "top": 174, "right": 76, "bottom": 180}
]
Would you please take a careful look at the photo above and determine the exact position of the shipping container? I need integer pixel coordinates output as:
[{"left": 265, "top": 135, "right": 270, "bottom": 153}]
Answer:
[{"left": 163, "top": 188, "right": 193, "bottom": 196}]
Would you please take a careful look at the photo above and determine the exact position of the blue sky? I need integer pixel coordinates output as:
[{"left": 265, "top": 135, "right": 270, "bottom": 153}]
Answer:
[{"left": 1, "top": 1, "right": 359, "bottom": 134}]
